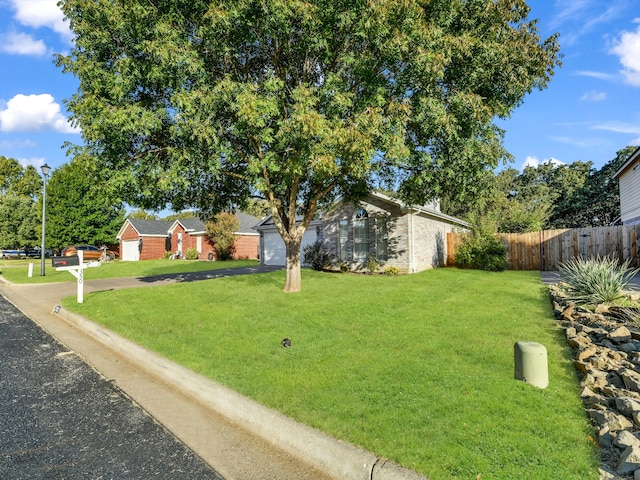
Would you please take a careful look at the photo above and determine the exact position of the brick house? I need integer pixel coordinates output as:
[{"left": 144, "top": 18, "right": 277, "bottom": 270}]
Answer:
[
  {"left": 116, "top": 212, "right": 261, "bottom": 261},
  {"left": 256, "top": 192, "right": 468, "bottom": 273}
]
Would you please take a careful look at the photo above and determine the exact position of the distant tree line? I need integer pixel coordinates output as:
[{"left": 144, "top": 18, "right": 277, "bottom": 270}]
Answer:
[
  {"left": 443, "top": 145, "right": 638, "bottom": 233},
  {"left": 0, "top": 156, "right": 125, "bottom": 254}
]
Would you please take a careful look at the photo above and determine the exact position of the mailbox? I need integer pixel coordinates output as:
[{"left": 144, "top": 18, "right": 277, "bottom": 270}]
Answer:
[{"left": 52, "top": 255, "right": 80, "bottom": 267}]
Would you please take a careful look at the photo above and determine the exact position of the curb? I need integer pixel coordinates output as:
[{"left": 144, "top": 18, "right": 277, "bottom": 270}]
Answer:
[{"left": 54, "top": 306, "right": 428, "bottom": 480}]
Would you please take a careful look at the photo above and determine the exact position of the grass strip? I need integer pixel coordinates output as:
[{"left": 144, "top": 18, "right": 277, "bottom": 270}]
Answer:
[
  {"left": 63, "top": 268, "right": 599, "bottom": 479},
  {"left": 0, "top": 259, "right": 259, "bottom": 284}
]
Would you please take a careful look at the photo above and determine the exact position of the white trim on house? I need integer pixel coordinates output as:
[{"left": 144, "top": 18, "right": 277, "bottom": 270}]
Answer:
[{"left": 614, "top": 147, "right": 640, "bottom": 226}]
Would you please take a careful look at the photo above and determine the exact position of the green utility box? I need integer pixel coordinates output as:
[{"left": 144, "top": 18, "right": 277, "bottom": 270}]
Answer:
[{"left": 514, "top": 341, "right": 548, "bottom": 389}]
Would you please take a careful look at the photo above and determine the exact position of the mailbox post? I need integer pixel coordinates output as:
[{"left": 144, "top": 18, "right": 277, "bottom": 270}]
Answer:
[{"left": 53, "top": 250, "right": 100, "bottom": 303}]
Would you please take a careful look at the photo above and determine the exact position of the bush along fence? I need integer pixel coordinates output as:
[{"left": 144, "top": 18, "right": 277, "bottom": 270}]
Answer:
[{"left": 447, "top": 225, "right": 640, "bottom": 271}]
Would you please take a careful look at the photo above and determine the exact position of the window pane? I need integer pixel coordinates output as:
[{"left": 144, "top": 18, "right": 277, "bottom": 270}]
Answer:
[
  {"left": 353, "top": 209, "right": 369, "bottom": 261},
  {"left": 339, "top": 220, "right": 348, "bottom": 261}
]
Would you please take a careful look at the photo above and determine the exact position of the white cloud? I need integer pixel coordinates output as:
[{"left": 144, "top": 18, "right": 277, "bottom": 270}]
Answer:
[
  {"left": 548, "top": 135, "right": 604, "bottom": 148},
  {"left": 0, "top": 94, "right": 79, "bottom": 134},
  {"left": 580, "top": 90, "right": 607, "bottom": 101},
  {"left": 0, "top": 31, "right": 48, "bottom": 56},
  {"left": 521, "top": 155, "right": 564, "bottom": 170},
  {"left": 593, "top": 121, "right": 640, "bottom": 135},
  {"left": 17, "top": 157, "right": 46, "bottom": 169},
  {"left": 549, "top": 0, "right": 591, "bottom": 29},
  {"left": 610, "top": 25, "right": 640, "bottom": 86},
  {"left": 9, "top": 0, "right": 71, "bottom": 42},
  {"left": 575, "top": 70, "right": 617, "bottom": 81},
  {"left": 551, "top": 1, "right": 626, "bottom": 46}
]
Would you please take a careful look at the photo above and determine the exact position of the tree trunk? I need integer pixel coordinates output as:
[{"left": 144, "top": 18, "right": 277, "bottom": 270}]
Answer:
[{"left": 283, "top": 238, "right": 302, "bottom": 293}]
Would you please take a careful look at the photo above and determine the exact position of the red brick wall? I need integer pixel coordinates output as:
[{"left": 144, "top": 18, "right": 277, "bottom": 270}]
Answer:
[
  {"left": 120, "top": 222, "right": 258, "bottom": 261},
  {"left": 120, "top": 224, "right": 170, "bottom": 260},
  {"left": 168, "top": 225, "right": 216, "bottom": 260},
  {"left": 119, "top": 223, "right": 139, "bottom": 242},
  {"left": 234, "top": 234, "right": 259, "bottom": 259},
  {"left": 140, "top": 237, "right": 168, "bottom": 260}
]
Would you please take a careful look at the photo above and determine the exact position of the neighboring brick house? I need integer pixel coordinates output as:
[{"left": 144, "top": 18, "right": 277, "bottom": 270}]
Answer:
[
  {"left": 117, "top": 218, "right": 173, "bottom": 261},
  {"left": 116, "top": 212, "right": 261, "bottom": 261},
  {"left": 614, "top": 146, "right": 640, "bottom": 226},
  {"left": 256, "top": 192, "right": 468, "bottom": 273}
]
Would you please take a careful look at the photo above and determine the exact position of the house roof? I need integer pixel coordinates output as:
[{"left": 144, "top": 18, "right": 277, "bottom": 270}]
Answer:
[
  {"left": 171, "top": 217, "right": 207, "bottom": 235},
  {"left": 116, "top": 218, "right": 173, "bottom": 239},
  {"left": 170, "top": 213, "right": 261, "bottom": 235},
  {"left": 613, "top": 146, "right": 640, "bottom": 179},
  {"left": 118, "top": 212, "right": 263, "bottom": 240},
  {"left": 254, "top": 214, "right": 322, "bottom": 231},
  {"left": 254, "top": 192, "right": 469, "bottom": 231},
  {"left": 370, "top": 192, "right": 469, "bottom": 227},
  {"left": 324, "top": 191, "right": 469, "bottom": 227},
  {"left": 236, "top": 212, "right": 263, "bottom": 234}
]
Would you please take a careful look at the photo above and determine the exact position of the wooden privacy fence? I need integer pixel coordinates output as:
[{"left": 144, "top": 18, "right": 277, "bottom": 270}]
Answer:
[{"left": 447, "top": 225, "right": 640, "bottom": 271}]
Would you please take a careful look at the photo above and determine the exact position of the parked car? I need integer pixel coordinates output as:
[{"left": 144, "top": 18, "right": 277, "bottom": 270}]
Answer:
[
  {"left": 62, "top": 245, "right": 106, "bottom": 261},
  {"left": 0, "top": 249, "right": 26, "bottom": 259},
  {"left": 26, "top": 247, "right": 53, "bottom": 258}
]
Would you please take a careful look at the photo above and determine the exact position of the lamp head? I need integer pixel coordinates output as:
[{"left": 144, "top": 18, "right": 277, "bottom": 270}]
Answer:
[{"left": 41, "top": 163, "right": 51, "bottom": 176}]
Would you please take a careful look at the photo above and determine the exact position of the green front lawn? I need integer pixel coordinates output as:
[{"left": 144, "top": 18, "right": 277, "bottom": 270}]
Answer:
[
  {"left": 63, "top": 268, "right": 598, "bottom": 480},
  {"left": 0, "top": 259, "right": 259, "bottom": 284}
]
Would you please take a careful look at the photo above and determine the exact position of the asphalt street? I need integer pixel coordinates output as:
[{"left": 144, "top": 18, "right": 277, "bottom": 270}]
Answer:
[
  {"left": 0, "top": 266, "right": 335, "bottom": 480},
  {"left": 0, "top": 294, "right": 223, "bottom": 480}
]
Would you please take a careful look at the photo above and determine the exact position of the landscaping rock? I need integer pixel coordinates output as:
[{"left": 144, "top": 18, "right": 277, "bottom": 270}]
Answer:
[
  {"left": 621, "top": 369, "right": 640, "bottom": 393},
  {"left": 611, "top": 326, "right": 633, "bottom": 344},
  {"left": 614, "top": 430, "right": 640, "bottom": 450},
  {"left": 548, "top": 286, "right": 640, "bottom": 479},
  {"left": 615, "top": 398, "right": 640, "bottom": 420},
  {"left": 578, "top": 344, "right": 599, "bottom": 362},
  {"left": 617, "top": 446, "right": 640, "bottom": 475},
  {"left": 599, "top": 464, "right": 620, "bottom": 480},
  {"left": 588, "top": 408, "right": 633, "bottom": 431}
]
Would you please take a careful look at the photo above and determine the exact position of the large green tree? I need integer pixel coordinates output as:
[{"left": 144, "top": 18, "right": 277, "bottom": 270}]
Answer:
[
  {"left": 0, "top": 196, "right": 39, "bottom": 251},
  {"left": 560, "top": 146, "right": 638, "bottom": 228},
  {"left": 58, "top": 0, "right": 560, "bottom": 291},
  {"left": 0, "top": 156, "right": 42, "bottom": 198},
  {"left": 0, "top": 156, "right": 42, "bottom": 251},
  {"left": 45, "top": 160, "right": 125, "bottom": 250},
  {"left": 444, "top": 146, "right": 639, "bottom": 231}
]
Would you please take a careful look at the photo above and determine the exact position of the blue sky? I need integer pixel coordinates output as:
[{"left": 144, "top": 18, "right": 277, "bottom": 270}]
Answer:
[{"left": 0, "top": 0, "right": 639, "bottom": 178}]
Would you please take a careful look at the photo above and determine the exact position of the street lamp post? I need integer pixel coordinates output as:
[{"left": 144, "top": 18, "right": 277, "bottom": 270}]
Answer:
[{"left": 40, "top": 163, "right": 51, "bottom": 276}]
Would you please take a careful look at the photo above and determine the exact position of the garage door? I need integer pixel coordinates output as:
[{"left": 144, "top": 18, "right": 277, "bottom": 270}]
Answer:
[
  {"left": 262, "top": 229, "right": 318, "bottom": 266},
  {"left": 121, "top": 240, "right": 140, "bottom": 261}
]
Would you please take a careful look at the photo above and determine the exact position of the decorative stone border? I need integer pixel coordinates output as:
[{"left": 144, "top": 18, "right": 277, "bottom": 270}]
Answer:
[{"left": 549, "top": 285, "right": 640, "bottom": 479}]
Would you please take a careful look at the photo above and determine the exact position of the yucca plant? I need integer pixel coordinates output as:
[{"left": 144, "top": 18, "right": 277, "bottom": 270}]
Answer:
[{"left": 559, "top": 256, "right": 639, "bottom": 305}]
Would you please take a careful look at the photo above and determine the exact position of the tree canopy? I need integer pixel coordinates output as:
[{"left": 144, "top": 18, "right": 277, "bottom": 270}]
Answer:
[
  {"left": 0, "top": 156, "right": 41, "bottom": 199},
  {"left": 0, "top": 156, "right": 42, "bottom": 251},
  {"left": 45, "top": 160, "right": 125, "bottom": 250},
  {"left": 58, "top": 0, "right": 561, "bottom": 291},
  {"left": 443, "top": 145, "right": 639, "bottom": 232}
]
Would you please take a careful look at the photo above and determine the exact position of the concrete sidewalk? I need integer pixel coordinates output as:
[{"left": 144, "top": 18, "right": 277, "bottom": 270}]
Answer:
[
  {"left": 0, "top": 267, "right": 426, "bottom": 480},
  {"left": 0, "top": 269, "right": 335, "bottom": 480},
  {"left": 0, "top": 295, "right": 224, "bottom": 479}
]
